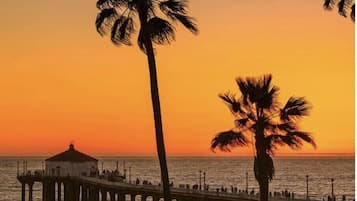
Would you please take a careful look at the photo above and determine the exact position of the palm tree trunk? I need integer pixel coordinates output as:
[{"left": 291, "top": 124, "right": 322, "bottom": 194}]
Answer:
[
  {"left": 255, "top": 127, "right": 269, "bottom": 201},
  {"left": 258, "top": 177, "right": 269, "bottom": 201},
  {"left": 145, "top": 39, "right": 171, "bottom": 201},
  {"left": 254, "top": 155, "right": 270, "bottom": 201}
]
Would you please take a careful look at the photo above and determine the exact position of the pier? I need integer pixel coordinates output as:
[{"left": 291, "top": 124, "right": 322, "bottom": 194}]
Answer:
[
  {"left": 17, "top": 172, "right": 318, "bottom": 201},
  {"left": 17, "top": 173, "right": 260, "bottom": 201},
  {"left": 15, "top": 145, "right": 324, "bottom": 201}
]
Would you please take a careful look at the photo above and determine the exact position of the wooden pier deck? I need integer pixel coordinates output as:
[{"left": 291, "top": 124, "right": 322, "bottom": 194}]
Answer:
[{"left": 17, "top": 174, "right": 310, "bottom": 201}]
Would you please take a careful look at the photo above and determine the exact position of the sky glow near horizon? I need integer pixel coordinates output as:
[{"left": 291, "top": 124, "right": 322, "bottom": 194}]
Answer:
[{"left": 0, "top": 0, "right": 354, "bottom": 156}]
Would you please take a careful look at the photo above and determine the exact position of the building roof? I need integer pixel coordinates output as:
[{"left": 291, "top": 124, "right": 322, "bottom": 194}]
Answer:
[{"left": 45, "top": 144, "right": 98, "bottom": 162}]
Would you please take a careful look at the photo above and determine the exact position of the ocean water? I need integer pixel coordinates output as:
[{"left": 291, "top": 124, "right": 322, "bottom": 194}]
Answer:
[{"left": 0, "top": 156, "right": 354, "bottom": 201}]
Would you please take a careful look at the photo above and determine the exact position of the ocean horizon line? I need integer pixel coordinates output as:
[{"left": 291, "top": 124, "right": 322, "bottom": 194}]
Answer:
[{"left": 0, "top": 152, "right": 354, "bottom": 158}]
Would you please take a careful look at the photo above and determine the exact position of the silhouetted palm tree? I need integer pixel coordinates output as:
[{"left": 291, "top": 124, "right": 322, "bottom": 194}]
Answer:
[
  {"left": 211, "top": 74, "right": 316, "bottom": 201},
  {"left": 95, "top": 0, "right": 198, "bottom": 200},
  {"left": 324, "top": 0, "right": 355, "bottom": 22}
]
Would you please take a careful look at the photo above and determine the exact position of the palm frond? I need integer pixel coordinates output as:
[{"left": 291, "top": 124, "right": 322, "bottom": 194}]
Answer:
[
  {"left": 130, "top": 0, "right": 155, "bottom": 18},
  {"left": 323, "top": 0, "right": 355, "bottom": 22},
  {"left": 261, "top": 74, "right": 272, "bottom": 92},
  {"left": 96, "top": 0, "right": 126, "bottom": 9},
  {"left": 166, "top": 12, "right": 198, "bottom": 34},
  {"left": 111, "top": 16, "right": 135, "bottom": 45},
  {"left": 271, "top": 131, "right": 316, "bottom": 149},
  {"left": 287, "top": 131, "right": 316, "bottom": 148},
  {"left": 276, "top": 122, "right": 296, "bottom": 132},
  {"left": 235, "top": 118, "right": 249, "bottom": 127},
  {"left": 137, "top": 29, "right": 146, "bottom": 53},
  {"left": 266, "top": 134, "right": 300, "bottom": 151},
  {"left": 351, "top": 4, "right": 355, "bottom": 21},
  {"left": 324, "top": 0, "right": 336, "bottom": 10},
  {"left": 265, "top": 134, "right": 282, "bottom": 153},
  {"left": 245, "top": 77, "right": 259, "bottom": 104},
  {"left": 265, "top": 131, "right": 315, "bottom": 152},
  {"left": 338, "top": 0, "right": 348, "bottom": 17},
  {"left": 219, "top": 93, "right": 244, "bottom": 114},
  {"left": 258, "top": 85, "right": 279, "bottom": 110},
  {"left": 159, "top": 0, "right": 188, "bottom": 15},
  {"left": 236, "top": 74, "right": 276, "bottom": 109},
  {"left": 96, "top": 8, "right": 118, "bottom": 36},
  {"left": 280, "top": 97, "right": 310, "bottom": 121},
  {"left": 267, "top": 122, "right": 296, "bottom": 133},
  {"left": 211, "top": 130, "right": 249, "bottom": 152},
  {"left": 247, "top": 112, "right": 256, "bottom": 121},
  {"left": 236, "top": 78, "right": 249, "bottom": 105},
  {"left": 111, "top": 16, "right": 125, "bottom": 45},
  {"left": 282, "top": 136, "right": 302, "bottom": 149},
  {"left": 147, "top": 17, "right": 175, "bottom": 45}
]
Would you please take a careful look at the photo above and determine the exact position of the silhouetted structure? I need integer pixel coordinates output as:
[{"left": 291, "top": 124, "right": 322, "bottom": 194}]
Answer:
[
  {"left": 45, "top": 144, "right": 98, "bottom": 177},
  {"left": 324, "top": 0, "right": 355, "bottom": 22},
  {"left": 95, "top": 1, "right": 198, "bottom": 200},
  {"left": 16, "top": 171, "right": 262, "bottom": 201},
  {"left": 211, "top": 74, "right": 316, "bottom": 201},
  {"left": 19, "top": 171, "right": 321, "bottom": 201}
]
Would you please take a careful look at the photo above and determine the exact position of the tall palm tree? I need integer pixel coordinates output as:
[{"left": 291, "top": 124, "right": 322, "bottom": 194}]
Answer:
[
  {"left": 323, "top": 0, "right": 355, "bottom": 22},
  {"left": 211, "top": 74, "right": 316, "bottom": 201},
  {"left": 95, "top": 0, "right": 198, "bottom": 200}
]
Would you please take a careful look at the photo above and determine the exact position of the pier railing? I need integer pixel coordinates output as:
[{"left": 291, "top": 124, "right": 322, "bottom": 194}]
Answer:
[{"left": 17, "top": 171, "right": 325, "bottom": 201}]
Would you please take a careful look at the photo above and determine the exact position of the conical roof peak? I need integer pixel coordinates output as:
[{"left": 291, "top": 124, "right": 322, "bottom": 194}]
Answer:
[{"left": 45, "top": 144, "right": 97, "bottom": 162}]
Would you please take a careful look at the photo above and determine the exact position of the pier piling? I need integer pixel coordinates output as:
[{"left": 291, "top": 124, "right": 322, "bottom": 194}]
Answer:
[
  {"left": 21, "top": 183, "right": 25, "bottom": 201},
  {"left": 57, "top": 182, "right": 62, "bottom": 201},
  {"left": 28, "top": 182, "right": 33, "bottom": 201},
  {"left": 101, "top": 189, "right": 107, "bottom": 201}
]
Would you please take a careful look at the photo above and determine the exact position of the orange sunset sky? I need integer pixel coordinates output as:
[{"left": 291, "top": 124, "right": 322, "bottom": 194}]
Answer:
[{"left": 0, "top": 0, "right": 354, "bottom": 156}]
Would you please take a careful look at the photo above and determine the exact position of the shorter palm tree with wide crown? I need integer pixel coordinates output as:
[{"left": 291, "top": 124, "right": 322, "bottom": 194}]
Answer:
[{"left": 211, "top": 74, "right": 316, "bottom": 201}]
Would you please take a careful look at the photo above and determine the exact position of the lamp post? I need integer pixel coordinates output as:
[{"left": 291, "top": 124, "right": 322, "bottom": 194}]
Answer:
[
  {"left": 203, "top": 171, "right": 206, "bottom": 190},
  {"left": 246, "top": 172, "right": 248, "bottom": 192},
  {"left": 129, "top": 166, "right": 132, "bottom": 184},
  {"left": 17, "top": 161, "right": 19, "bottom": 176},
  {"left": 22, "top": 161, "right": 25, "bottom": 174},
  {"left": 306, "top": 175, "right": 309, "bottom": 200},
  {"left": 199, "top": 170, "right": 202, "bottom": 190},
  {"left": 331, "top": 178, "right": 334, "bottom": 198}
]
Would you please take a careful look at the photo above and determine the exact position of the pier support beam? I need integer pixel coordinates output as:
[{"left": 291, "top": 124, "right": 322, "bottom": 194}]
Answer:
[
  {"left": 89, "top": 186, "right": 99, "bottom": 201},
  {"left": 57, "top": 182, "right": 62, "bottom": 201},
  {"left": 42, "top": 181, "right": 47, "bottom": 201},
  {"left": 21, "top": 183, "right": 25, "bottom": 201},
  {"left": 117, "top": 192, "right": 125, "bottom": 201},
  {"left": 81, "top": 185, "right": 88, "bottom": 201},
  {"left": 142, "top": 194, "right": 148, "bottom": 201},
  {"left": 74, "top": 183, "right": 80, "bottom": 201},
  {"left": 64, "top": 182, "right": 74, "bottom": 201},
  {"left": 28, "top": 182, "right": 34, "bottom": 201},
  {"left": 130, "top": 194, "right": 135, "bottom": 201},
  {"left": 44, "top": 181, "right": 55, "bottom": 201},
  {"left": 109, "top": 192, "right": 115, "bottom": 201},
  {"left": 50, "top": 181, "right": 56, "bottom": 201},
  {"left": 101, "top": 190, "right": 107, "bottom": 201}
]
